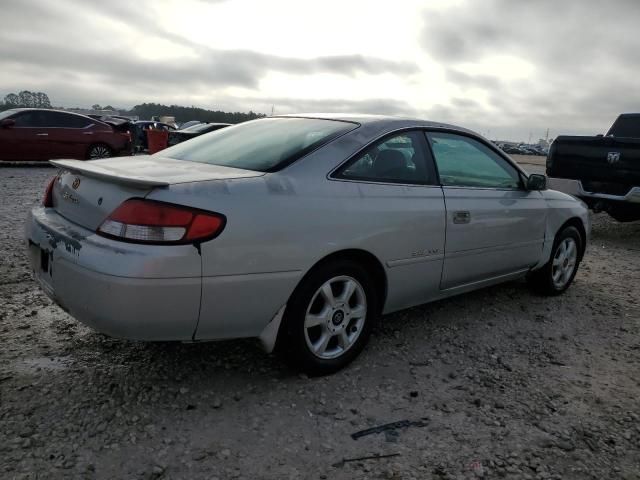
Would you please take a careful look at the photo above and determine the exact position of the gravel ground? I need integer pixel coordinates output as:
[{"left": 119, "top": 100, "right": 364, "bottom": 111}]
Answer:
[{"left": 1, "top": 166, "right": 639, "bottom": 480}]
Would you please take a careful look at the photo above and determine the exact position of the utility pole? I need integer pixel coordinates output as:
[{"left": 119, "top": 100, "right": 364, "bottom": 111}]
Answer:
[
  {"left": 545, "top": 128, "right": 549, "bottom": 142},
  {"left": 271, "top": 105, "right": 275, "bottom": 116},
  {"left": 528, "top": 131, "right": 532, "bottom": 144}
]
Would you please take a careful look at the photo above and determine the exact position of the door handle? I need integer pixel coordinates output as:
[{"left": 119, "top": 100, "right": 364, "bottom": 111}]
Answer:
[
  {"left": 453, "top": 211, "right": 471, "bottom": 224},
  {"left": 36, "top": 133, "right": 48, "bottom": 136},
  {"left": 83, "top": 132, "right": 93, "bottom": 135}
]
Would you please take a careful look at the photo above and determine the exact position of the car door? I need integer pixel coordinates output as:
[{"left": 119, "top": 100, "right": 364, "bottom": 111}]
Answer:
[
  {"left": 0, "top": 111, "right": 47, "bottom": 160},
  {"left": 38, "top": 111, "right": 94, "bottom": 160},
  {"left": 333, "top": 130, "right": 446, "bottom": 312},
  {"left": 426, "top": 131, "right": 546, "bottom": 290}
]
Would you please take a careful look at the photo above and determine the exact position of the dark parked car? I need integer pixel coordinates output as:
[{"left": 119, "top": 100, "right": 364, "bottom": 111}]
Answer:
[
  {"left": 178, "top": 120, "right": 201, "bottom": 130},
  {"left": 501, "top": 145, "right": 525, "bottom": 154},
  {"left": 0, "top": 108, "right": 131, "bottom": 161},
  {"left": 547, "top": 113, "right": 640, "bottom": 222},
  {"left": 167, "top": 122, "right": 231, "bottom": 146}
]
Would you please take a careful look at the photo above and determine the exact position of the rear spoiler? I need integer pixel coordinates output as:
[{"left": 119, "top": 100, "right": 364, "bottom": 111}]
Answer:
[{"left": 50, "top": 159, "right": 170, "bottom": 188}]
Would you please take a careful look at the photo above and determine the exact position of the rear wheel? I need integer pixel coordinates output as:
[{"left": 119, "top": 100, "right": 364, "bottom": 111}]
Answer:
[
  {"left": 528, "top": 226, "right": 582, "bottom": 295},
  {"left": 281, "top": 260, "right": 378, "bottom": 375},
  {"left": 87, "top": 143, "right": 113, "bottom": 160}
]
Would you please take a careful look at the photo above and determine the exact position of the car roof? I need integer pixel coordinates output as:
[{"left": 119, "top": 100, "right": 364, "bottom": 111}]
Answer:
[
  {"left": 5, "top": 108, "right": 110, "bottom": 126},
  {"left": 274, "top": 113, "right": 478, "bottom": 136},
  {"left": 7, "top": 107, "right": 94, "bottom": 118}
]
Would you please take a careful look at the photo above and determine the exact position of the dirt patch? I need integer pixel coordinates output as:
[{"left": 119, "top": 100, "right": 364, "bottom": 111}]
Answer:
[{"left": 1, "top": 167, "right": 639, "bottom": 479}]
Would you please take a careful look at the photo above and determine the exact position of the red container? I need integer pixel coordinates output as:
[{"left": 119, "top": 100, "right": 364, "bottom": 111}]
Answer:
[{"left": 146, "top": 129, "right": 169, "bottom": 154}]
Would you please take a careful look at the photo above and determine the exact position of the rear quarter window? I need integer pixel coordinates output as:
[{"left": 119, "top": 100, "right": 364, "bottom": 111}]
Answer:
[
  {"left": 161, "top": 117, "right": 357, "bottom": 172},
  {"left": 607, "top": 116, "right": 640, "bottom": 138}
]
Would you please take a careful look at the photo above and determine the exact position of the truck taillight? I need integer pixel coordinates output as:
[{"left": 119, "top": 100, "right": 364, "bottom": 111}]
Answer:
[
  {"left": 97, "top": 199, "right": 225, "bottom": 244},
  {"left": 43, "top": 176, "right": 56, "bottom": 207}
]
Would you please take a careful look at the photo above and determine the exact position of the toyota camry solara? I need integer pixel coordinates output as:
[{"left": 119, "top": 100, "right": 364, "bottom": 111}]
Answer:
[{"left": 26, "top": 114, "right": 590, "bottom": 374}]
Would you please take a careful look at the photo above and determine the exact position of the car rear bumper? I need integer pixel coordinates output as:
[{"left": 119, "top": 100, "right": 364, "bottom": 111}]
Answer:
[
  {"left": 25, "top": 207, "right": 202, "bottom": 340},
  {"left": 547, "top": 177, "right": 640, "bottom": 204}
]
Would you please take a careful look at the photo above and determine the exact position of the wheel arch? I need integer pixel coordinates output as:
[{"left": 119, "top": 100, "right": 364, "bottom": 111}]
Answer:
[
  {"left": 299, "top": 248, "right": 388, "bottom": 308},
  {"left": 272, "top": 248, "right": 388, "bottom": 353},
  {"left": 558, "top": 217, "right": 587, "bottom": 260}
]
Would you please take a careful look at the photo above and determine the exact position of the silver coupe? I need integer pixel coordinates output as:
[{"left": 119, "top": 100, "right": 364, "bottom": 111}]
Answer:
[{"left": 26, "top": 114, "right": 590, "bottom": 374}]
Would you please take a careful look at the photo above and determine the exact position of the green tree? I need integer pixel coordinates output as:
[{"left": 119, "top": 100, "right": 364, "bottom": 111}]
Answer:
[
  {"left": 4, "top": 93, "right": 19, "bottom": 106},
  {"left": 4, "top": 91, "right": 51, "bottom": 108}
]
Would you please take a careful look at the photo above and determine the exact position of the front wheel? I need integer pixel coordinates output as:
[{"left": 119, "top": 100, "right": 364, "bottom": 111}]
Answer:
[
  {"left": 281, "top": 260, "right": 378, "bottom": 375},
  {"left": 528, "top": 226, "right": 582, "bottom": 295}
]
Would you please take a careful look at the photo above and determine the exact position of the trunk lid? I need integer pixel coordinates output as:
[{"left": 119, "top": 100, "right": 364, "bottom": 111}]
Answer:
[{"left": 50, "top": 156, "right": 263, "bottom": 230}]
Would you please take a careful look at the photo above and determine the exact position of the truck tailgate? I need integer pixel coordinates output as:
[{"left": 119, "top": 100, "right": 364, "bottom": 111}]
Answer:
[{"left": 548, "top": 136, "right": 640, "bottom": 188}]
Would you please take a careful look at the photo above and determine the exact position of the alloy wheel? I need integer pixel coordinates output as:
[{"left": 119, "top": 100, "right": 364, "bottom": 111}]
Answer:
[
  {"left": 303, "top": 275, "right": 367, "bottom": 360},
  {"left": 551, "top": 237, "right": 578, "bottom": 289}
]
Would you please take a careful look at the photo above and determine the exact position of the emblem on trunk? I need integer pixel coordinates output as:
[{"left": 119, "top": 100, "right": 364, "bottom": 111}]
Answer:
[
  {"left": 607, "top": 152, "right": 621, "bottom": 165},
  {"left": 72, "top": 177, "right": 81, "bottom": 189}
]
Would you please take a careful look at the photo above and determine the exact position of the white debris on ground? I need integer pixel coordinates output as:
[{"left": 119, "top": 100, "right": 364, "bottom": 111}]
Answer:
[{"left": 0, "top": 166, "right": 639, "bottom": 480}]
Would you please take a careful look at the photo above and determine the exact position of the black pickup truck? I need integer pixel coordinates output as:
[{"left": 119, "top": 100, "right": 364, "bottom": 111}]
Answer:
[{"left": 546, "top": 113, "right": 640, "bottom": 222}]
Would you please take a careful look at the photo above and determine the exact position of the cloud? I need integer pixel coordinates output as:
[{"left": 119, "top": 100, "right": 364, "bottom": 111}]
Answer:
[
  {"left": 0, "top": 0, "right": 418, "bottom": 104},
  {"left": 419, "top": 0, "right": 640, "bottom": 138},
  {"left": 2, "top": 0, "right": 640, "bottom": 140}
]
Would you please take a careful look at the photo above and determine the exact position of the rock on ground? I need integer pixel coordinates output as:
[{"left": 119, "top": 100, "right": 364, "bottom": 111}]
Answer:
[{"left": 1, "top": 166, "right": 639, "bottom": 479}]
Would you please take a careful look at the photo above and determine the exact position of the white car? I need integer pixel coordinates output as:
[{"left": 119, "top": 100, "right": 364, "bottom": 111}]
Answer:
[{"left": 26, "top": 114, "right": 590, "bottom": 374}]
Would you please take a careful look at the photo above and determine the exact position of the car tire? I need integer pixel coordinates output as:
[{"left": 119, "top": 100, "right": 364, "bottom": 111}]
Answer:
[
  {"left": 87, "top": 143, "right": 113, "bottom": 160},
  {"left": 280, "top": 260, "right": 379, "bottom": 376},
  {"left": 528, "top": 225, "right": 582, "bottom": 296}
]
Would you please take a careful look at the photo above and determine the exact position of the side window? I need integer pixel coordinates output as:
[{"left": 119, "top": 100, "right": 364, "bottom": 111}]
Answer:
[
  {"left": 427, "top": 132, "right": 522, "bottom": 189},
  {"left": 12, "top": 112, "right": 41, "bottom": 127},
  {"left": 336, "top": 131, "right": 435, "bottom": 185},
  {"left": 40, "top": 112, "right": 92, "bottom": 128}
]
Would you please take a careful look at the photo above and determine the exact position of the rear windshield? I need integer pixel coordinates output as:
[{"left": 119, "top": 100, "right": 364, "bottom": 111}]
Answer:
[
  {"left": 607, "top": 115, "right": 640, "bottom": 138},
  {"left": 159, "top": 117, "right": 357, "bottom": 172}
]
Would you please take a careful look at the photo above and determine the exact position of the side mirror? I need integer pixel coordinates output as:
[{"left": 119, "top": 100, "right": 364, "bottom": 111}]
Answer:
[
  {"left": 0, "top": 118, "right": 15, "bottom": 128},
  {"left": 527, "top": 173, "right": 547, "bottom": 191}
]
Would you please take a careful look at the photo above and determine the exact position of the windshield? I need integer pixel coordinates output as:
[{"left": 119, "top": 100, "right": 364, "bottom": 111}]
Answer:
[{"left": 159, "top": 117, "right": 357, "bottom": 172}]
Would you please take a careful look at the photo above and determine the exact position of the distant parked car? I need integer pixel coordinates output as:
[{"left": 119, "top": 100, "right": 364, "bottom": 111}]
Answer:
[
  {"left": 0, "top": 108, "right": 131, "bottom": 161},
  {"left": 501, "top": 145, "right": 524, "bottom": 155},
  {"left": 167, "top": 122, "right": 230, "bottom": 146}
]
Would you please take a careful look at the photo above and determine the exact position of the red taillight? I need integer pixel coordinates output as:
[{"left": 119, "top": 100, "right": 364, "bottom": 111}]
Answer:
[
  {"left": 43, "top": 176, "right": 56, "bottom": 207},
  {"left": 97, "top": 199, "right": 225, "bottom": 244}
]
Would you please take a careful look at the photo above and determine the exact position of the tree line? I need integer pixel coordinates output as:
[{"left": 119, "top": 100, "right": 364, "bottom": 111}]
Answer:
[
  {"left": 0, "top": 92, "right": 265, "bottom": 124},
  {"left": 125, "top": 103, "right": 265, "bottom": 124},
  {"left": 2, "top": 90, "right": 52, "bottom": 109}
]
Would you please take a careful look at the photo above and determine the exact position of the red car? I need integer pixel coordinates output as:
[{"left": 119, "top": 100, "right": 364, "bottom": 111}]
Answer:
[{"left": 0, "top": 108, "right": 131, "bottom": 161}]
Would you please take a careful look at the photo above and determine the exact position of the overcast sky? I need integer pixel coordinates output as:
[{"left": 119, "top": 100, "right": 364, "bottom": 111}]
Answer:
[{"left": 2, "top": 0, "right": 639, "bottom": 141}]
